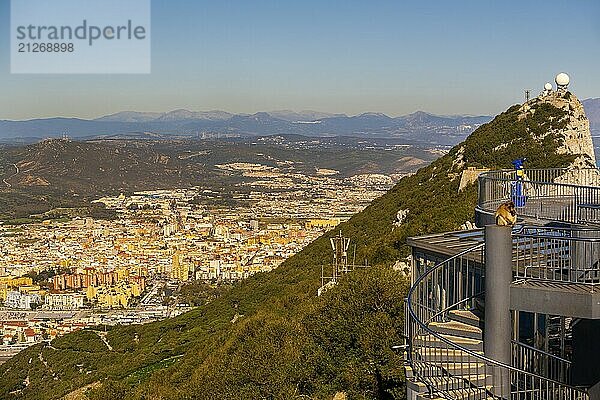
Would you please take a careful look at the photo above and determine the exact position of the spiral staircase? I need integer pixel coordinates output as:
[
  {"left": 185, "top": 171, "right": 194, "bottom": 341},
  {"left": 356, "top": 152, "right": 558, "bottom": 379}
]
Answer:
[{"left": 404, "top": 168, "right": 600, "bottom": 400}]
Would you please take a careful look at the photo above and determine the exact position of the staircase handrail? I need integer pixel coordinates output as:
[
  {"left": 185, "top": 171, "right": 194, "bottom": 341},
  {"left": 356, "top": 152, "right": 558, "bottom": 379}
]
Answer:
[
  {"left": 406, "top": 242, "right": 589, "bottom": 398},
  {"left": 477, "top": 168, "right": 600, "bottom": 225}
]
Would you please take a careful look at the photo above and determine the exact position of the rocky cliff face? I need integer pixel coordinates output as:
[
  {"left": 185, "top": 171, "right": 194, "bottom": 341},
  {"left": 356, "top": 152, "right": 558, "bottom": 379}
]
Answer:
[
  {"left": 518, "top": 90, "right": 599, "bottom": 186},
  {"left": 526, "top": 91, "right": 597, "bottom": 167}
]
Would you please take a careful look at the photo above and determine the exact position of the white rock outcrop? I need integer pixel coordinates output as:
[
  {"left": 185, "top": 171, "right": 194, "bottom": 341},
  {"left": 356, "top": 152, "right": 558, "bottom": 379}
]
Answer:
[
  {"left": 522, "top": 90, "right": 599, "bottom": 186},
  {"left": 535, "top": 91, "right": 596, "bottom": 166},
  {"left": 395, "top": 209, "right": 410, "bottom": 226}
]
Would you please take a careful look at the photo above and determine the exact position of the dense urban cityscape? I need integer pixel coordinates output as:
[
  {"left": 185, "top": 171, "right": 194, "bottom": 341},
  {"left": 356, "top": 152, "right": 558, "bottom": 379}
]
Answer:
[{"left": 0, "top": 161, "right": 403, "bottom": 364}]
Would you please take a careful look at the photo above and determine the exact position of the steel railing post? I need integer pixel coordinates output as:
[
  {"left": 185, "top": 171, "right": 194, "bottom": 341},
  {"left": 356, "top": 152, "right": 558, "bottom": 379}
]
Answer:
[{"left": 485, "top": 225, "right": 513, "bottom": 398}]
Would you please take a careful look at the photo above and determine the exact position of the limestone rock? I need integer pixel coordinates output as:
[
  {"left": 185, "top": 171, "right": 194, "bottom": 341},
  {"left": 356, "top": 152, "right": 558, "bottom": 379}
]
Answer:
[
  {"left": 451, "top": 145, "right": 465, "bottom": 171},
  {"left": 521, "top": 90, "right": 599, "bottom": 186},
  {"left": 392, "top": 255, "right": 412, "bottom": 277},
  {"left": 395, "top": 209, "right": 410, "bottom": 226},
  {"left": 524, "top": 91, "right": 597, "bottom": 167},
  {"left": 460, "top": 221, "right": 477, "bottom": 230},
  {"left": 458, "top": 167, "right": 490, "bottom": 192}
]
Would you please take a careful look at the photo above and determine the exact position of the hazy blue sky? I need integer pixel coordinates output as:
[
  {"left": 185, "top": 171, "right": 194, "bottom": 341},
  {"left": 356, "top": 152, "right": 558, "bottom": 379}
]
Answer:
[{"left": 1, "top": 0, "right": 600, "bottom": 120}]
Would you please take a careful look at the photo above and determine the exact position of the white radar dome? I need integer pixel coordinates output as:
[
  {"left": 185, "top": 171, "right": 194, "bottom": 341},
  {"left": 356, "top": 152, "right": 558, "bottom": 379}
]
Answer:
[
  {"left": 555, "top": 73, "right": 570, "bottom": 87},
  {"left": 544, "top": 82, "right": 552, "bottom": 91}
]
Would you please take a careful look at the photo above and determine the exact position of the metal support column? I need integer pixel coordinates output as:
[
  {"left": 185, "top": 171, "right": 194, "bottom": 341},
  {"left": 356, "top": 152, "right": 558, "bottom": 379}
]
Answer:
[{"left": 485, "top": 225, "right": 512, "bottom": 398}]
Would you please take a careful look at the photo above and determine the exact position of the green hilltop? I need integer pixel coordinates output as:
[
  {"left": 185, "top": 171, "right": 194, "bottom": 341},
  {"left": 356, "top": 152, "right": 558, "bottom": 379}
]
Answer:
[{"left": 0, "top": 96, "right": 581, "bottom": 400}]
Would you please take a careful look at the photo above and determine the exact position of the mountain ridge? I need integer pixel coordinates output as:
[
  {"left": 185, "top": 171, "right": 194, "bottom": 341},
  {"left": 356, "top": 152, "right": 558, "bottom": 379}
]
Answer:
[
  {"left": 0, "top": 109, "right": 494, "bottom": 144},
  {"left": 583, "top": 98, "right": 600, "bottom": 132},
  {"left": 0, "top": 136, "right": 436, "bottom": 220}
]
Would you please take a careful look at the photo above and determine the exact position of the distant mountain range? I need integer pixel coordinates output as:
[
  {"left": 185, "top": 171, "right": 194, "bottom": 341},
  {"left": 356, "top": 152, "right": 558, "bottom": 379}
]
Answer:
[
  {"left": 583, "top": 98, "right": 600, "bottom": 130},
  {"left": 0, "top": 109, "right": 493, "bottom": 145},
  {"left": 1, "top": 98, "right": 598, "bottom": 145},
  {"left": 582, "top": 99, "right": 600, "bottom": 154}
]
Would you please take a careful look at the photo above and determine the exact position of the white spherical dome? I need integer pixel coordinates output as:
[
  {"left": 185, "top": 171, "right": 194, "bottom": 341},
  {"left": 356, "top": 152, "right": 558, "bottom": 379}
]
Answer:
[
  {"left": 555, "top": 73, "right": 570, "bottom": 86},
  {"left": 544, "top": 82, "right": 552, "bottom": 91}
]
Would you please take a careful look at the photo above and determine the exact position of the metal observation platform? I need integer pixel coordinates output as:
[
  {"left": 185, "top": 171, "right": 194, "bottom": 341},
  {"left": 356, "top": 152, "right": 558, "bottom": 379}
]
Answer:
[
  {"left": 404, "top": 168, "right": 600, "bottom": 400},
  {"left": 476, "top": 168, "right": 600, "bottom": 227}
]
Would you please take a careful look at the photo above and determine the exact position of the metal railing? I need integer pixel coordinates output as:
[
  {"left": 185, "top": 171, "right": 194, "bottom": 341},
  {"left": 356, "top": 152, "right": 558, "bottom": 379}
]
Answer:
[
  {"left": 405, "top": 243, "right": 589, "bottom": 399},
  {"left": 514, "top": 226, "right": 600, "bottom": 287},
  {"left": 511, "top": 340, "right": 572, "bottom": 385},
  {"left": 478, "top": 168, "right": 600, "bottom": 225}
]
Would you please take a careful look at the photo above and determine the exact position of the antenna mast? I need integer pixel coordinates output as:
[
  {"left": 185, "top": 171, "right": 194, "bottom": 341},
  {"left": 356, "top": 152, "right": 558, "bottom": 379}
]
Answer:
[{"left": 318, "top": 231, "right": 367, "bottom": 296}]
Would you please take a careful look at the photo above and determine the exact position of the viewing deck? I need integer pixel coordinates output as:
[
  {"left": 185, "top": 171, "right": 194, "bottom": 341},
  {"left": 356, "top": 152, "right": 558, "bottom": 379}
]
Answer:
[
  {"left": 476, "top": 168, "right": 600, "bottom": 226},
  {"left": 404, "top": 167, "right": 600, "bottom": 400}
]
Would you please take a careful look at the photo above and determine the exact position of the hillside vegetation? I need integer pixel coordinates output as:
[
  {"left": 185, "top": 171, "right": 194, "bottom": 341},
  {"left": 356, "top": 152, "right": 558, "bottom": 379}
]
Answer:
[
  {"left": 0, "top": 99, "right": 578, "bottom": 399},
  {"left": 0, "top": 137, "right": 435, "bottom": 220}
]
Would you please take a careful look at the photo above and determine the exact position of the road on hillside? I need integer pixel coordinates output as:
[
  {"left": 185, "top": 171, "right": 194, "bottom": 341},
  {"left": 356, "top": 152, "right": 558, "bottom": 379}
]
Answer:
[{"left": 2, "top": 164, "right": 19, "bottom": 188}]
